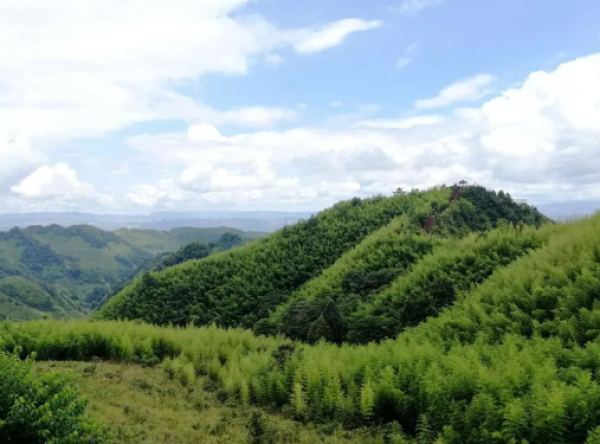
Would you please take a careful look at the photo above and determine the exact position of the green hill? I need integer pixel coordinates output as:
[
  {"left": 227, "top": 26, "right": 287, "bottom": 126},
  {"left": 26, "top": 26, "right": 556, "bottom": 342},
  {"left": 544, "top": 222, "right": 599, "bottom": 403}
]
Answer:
[
  {"left": 114, "top": 226, "right": 265, "bottom": 255},
  {"left": 0, "top": 224, "right": 260, "bottom": 320},
  {"left": 6, "top": 210, "right": 600, "bottom": 443},
  {"left": 99, "top": 185, "right": 546, "bottom": 329},
  {"left": 265, "top": 219, "right": 556, "bottom": 344}
]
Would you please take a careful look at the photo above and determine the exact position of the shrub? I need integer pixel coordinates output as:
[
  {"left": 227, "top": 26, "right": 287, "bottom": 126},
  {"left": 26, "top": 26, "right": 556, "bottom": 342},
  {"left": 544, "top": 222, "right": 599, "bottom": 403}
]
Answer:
[{"left": 0, "top": 349, "right": 107, "bottom": 443}]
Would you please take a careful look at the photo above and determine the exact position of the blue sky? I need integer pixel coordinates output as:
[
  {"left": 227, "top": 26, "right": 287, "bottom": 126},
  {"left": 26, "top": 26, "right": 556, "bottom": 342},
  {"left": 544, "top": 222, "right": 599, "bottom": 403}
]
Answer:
[{"left": 1, "top": 0, "right": 600, "bottom": 213}]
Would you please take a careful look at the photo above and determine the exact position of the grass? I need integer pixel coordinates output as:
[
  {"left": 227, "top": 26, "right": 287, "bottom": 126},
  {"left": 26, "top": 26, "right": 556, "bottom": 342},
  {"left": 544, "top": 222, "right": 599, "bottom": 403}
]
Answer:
[{"left": 34, "top": 361, "right": 400, "bottom": 444}]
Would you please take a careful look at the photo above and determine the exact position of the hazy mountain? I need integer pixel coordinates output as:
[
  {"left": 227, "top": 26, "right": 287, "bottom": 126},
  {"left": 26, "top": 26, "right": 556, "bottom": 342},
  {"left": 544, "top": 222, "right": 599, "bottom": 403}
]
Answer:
[
  {"left": 0, "top": 211, "right": 315, "bottom": 232},
  {"left": 536, "top": 200, "right": 600, "bottom": 220}
]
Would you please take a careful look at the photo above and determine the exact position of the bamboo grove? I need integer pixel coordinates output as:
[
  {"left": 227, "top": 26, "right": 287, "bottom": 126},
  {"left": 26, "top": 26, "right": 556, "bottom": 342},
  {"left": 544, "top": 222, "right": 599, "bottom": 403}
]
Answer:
[
  {"left": 98, "top": 186, "right": 545, "bottom": 333},
  {"left": 3, "top": 210, "right": 600, "bottom": 443}
]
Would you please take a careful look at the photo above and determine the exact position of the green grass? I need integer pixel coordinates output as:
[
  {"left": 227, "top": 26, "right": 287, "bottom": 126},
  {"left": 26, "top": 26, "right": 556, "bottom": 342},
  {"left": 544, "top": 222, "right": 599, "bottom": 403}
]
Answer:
[{"left": 34, "top": 361, "right": 405, "bottom": 444}]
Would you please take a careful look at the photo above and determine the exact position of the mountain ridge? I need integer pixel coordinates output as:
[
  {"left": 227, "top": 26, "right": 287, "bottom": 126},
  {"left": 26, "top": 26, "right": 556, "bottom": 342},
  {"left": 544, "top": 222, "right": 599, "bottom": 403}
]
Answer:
[{"left": 99, "top": 185, "right": 548, "bottom": 335}]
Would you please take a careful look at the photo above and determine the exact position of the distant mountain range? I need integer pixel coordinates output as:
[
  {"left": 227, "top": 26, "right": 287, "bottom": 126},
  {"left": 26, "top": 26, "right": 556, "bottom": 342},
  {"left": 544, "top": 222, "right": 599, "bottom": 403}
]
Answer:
[
  {"left": 536, "top": 200, "right": 600, "bottom": 220},
  {"left": 0, "top": 211, "right": 316, "bottom": 233},
  {"left": 1, "top": 200, "right": 598, "bottom": 234}
]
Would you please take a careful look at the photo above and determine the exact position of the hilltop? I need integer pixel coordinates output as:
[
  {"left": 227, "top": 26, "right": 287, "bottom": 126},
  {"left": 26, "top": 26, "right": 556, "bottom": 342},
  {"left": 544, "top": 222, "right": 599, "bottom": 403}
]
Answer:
[{"left": 99, "top": 185, "right": 547, "bottom": 333}]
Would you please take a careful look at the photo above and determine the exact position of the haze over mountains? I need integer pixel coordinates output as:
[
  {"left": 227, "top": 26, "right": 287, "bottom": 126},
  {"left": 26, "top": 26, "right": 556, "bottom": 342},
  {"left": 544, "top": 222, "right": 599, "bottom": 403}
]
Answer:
[
  {"left": 0, "top": 211, "right": 315, "bottom": 233},
  {"left": 2, "top": 199, "right": 599, "bottom": 234}
]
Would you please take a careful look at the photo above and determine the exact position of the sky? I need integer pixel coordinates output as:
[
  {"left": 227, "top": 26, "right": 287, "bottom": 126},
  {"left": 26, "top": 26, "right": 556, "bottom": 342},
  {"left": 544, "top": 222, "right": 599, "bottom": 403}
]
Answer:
[{"left": 1, "top": 0, "right": 600, "bottom": 214}]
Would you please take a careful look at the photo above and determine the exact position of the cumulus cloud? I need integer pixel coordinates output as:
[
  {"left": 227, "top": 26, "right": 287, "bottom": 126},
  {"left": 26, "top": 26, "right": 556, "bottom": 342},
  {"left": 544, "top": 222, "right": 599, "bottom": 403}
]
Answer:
[
  {"left": 0, "top": 0, "right": 376, "bottom": 163},
  {"left": 187, "top": 123, "right": 224, "bottom": 142},
  {"left": 125, "top": 53, "right": 600, "bottom": 208},
  {"left": 126, "top": 160, "right": 362, "bottom": 208},
  {"left": 292, "top": 19, "right": 383, "bottom": 54},
  {"left": 415, "top": 74, "right": 496, "bottom": 109},
  {"left": 0, "top": 0, "right": 384, "bottom": 210},
  {"left": 10, "top": 163, "right": 111, "bottom": 204}
]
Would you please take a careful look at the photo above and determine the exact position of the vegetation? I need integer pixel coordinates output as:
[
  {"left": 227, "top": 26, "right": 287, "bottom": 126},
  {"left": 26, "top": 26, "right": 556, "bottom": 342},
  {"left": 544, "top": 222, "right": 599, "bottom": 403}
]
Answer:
[
  {"left": 0, "top": 277, "right": 54, "bottom": 311},
  {"left": 101, "top": 186, "right": 544, "bottom": 330},
  {"left": 34, "top": 361, "right": 395, "bottom": 444},
  {"left": 114, "top": 226, "right": 265, "bottom": 255},
  {"left": 345, "top": 221, "right": 561, "bottom": 343},
  {"left": 0, "top": 225, "right": 258, "bottom": 319},
  {"left": 5, "top": 208, "right": 600, "bottom": 443},
  {"left": 100, "top": 188, "right": 451, "bottom": 326},
  {"left": 0, "top": 350, "right": 106, "bottom": 443},
  {"left": 99, "top": 233, "right": 249, "bottom": 309},
  {"left": 8, "top": 185, "right": 596, "bottom": 443}
]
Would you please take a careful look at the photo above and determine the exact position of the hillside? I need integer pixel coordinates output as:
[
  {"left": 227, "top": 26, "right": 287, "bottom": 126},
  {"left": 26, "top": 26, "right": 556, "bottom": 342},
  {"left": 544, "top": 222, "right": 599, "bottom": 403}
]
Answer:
[
  {"left": 265, "top": 219, "right": 557, "bottom": 344},
  {"left": 97, "top": 232, "right": 250, "bottom": 309},
  {"left": 99, "top": 185, "right": 546, "bottom": 329},
  {"left": 0, "top": 225, "right": 260, "bottom": 320},
  {"left": 114, "top": 226, "right": 265, "bottom": 255},
  {"left": 5, "top": 210, "right": 600, "bottom": 443}
]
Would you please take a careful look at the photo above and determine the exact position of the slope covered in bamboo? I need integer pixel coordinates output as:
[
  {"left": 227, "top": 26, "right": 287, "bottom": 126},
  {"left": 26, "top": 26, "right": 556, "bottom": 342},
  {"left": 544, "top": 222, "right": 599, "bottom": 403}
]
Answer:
[
  {"left": 99, "top": 186, "right": 545, "bottom": 329},
  {"left": 5, "top": 210, "right": 600, "bottom": 443}
]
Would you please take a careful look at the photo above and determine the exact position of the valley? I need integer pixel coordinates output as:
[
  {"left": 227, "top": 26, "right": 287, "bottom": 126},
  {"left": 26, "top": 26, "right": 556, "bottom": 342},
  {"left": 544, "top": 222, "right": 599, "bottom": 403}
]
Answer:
[{"left": 0, "top": 225, "right": 263, "bottom": 321}]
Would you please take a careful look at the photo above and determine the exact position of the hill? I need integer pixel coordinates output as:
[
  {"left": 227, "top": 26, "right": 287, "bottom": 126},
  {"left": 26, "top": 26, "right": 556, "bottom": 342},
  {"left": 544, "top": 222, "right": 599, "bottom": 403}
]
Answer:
[
  {"left": 96, "top": 232, "right": 250, "bottom": 309},
  {"left": 114, "top": 226, "right": 265, "bottom": 255},
  {"left": 5, "top": 210, "right": 600, "bottom": 443},
  {"left": 265, "top": 219, "right": 556, "bottom": 344},
  {"left": 99, "top": 185, "right": 547, "bottom": 329},
  {"left": 0, "top": 225, "right": 261, "bottom": 320}
]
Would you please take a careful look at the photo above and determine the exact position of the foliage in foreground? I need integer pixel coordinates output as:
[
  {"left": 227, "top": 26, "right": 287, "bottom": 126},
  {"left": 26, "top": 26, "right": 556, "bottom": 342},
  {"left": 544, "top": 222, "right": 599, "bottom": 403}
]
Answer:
[
  {"left": 0, "top": 349, "right": 106, "bottom": 443},
  {"left": 36, "top": 360, "right": 401, "bottom": 444}
]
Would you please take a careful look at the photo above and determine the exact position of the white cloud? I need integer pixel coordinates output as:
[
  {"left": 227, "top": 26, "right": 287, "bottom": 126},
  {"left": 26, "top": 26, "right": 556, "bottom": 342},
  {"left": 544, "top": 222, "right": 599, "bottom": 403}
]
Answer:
[
  {"left": 0, "top": 135, "right": 44, "bottom": 186},
  {"left": 187, "top": 123, "right": 225, "bottom": 142},
  {"left": 330, "top": 101, "right": 344, "bottom": 108},
  {"left": 392, "top": 0, "right": 445, "bottom": 16},
  {"left": 415, "top": 74, "right": 496, "bottom": 109},
  {"left": 0, "top": 0, "right": 384, "bottom": 211},
  {"left": 124, "top": 53, "right": 600, "bottom": 209},
  {"left": 10, "top": 163, "right": 111, "bottom": 204},
  {"left": 219, "top": 107, "right": 297, "bottom": 128},
  {"left": 0, "top": 0, "right": 376, "bottom": 173},
  {"left": 126, "top": 159, "right": 362, "bottom": 208},
  {"left": 356, "top": 115, "right": 445, "bottom": 130},
  {"left": 292, "top": 19, "right": 383, "bottom": 54}
]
